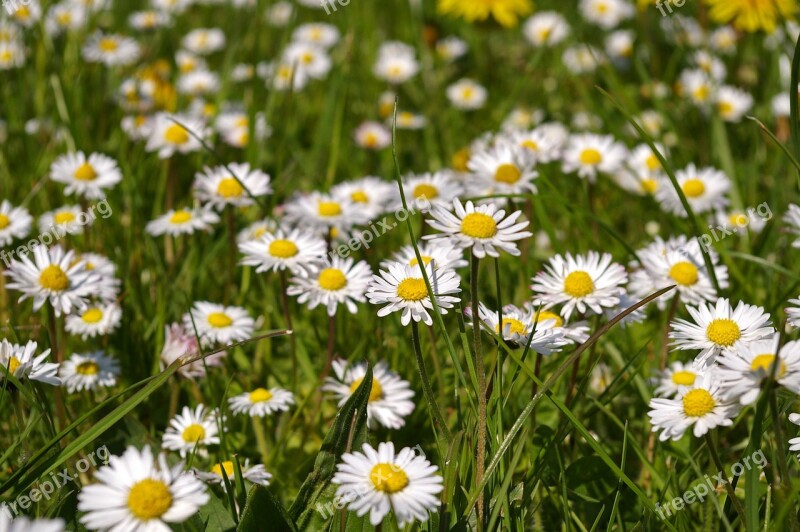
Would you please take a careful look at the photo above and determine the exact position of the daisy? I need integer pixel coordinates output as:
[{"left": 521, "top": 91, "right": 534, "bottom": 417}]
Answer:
[
  {"left": 716, "top": 335, "right": 800, "bottom": 405},
  {"left": 715, "top": 85, "right": 753, "bottom": 122},
  {"left": 283, "top": 42, "right": 332, "bottom": 79},
  {"left": 507, "top": 125, "right": 567, "bottom": 165},
  {"left": 561, "top": 133, "right": 627, "bottom": 182},
  {"left": 425, "top": 199, "right": 532, "bottom": 258},
  {"left": 145, "top": 113, "right": 209, "bottom": 159},
  {"left": 605, "top": 30, "right": 634, "bottom": 61},
  {"left": 654, "top": 361, "right": 707, "bottom": 398},
  {"left": 0, "top": 200, "right": 32, "bottom": 246},
  {"left": 0, "top": 41, "right": 25, "bottom": 70},
  {"left": 78, "top": 445, "right": 209, "bottom": 531},
  {"left": 787, "top": 297, "right": 800, "bottom": 328},
  {"left": 38, "top": 205, "right": 89, "bottom": 235},
  {"left": 655, "top": 164, "right": 731, "bottom": 217},
  {"left": 59, "top": 351, "right": 120, "bottom": 393},
  {"left": 5, "top": 245, "right": 99, "bottom": 316},
  {"left": 612, "top": 143, "right": 666, "bottom": 196},
  {"left": 162, "top": 405, "right": 221, "bottom": 458},
  {"left": 65, "top": 302, "right": 122, "bottom": 339},
  {"left": 331, "top": 441, "right": 443, "bottom": 526},
  {"left": 7, "top": 0, "right": 42, "bottom": 28},
  {"left": 74, "top": 252, "right": 121, "bottom": 302},
  {"left": 177, "top": 70, "right": 220, "bottom": 96},
  {"left": 784, "top": 203, "right": 800, "bottom": 247},
  {"left": 367, "top": 262, "right": 461, "bottom": 326},
  {"left": 467, "top": 141, "right": 538, "bottom": 195},
  {"left": 160, "top": 322, "right": 226, "bottom": 378},
  {"left": 384, "top": 242, "right": 468, "bottom": 271},
  {"left": 525, "top": 305, "right": 591, "bottom": 344},
  {"left": 562, "top": 45, "right": 605, "bottom": 74},
  {"left": 128, "top": 10, "right": 171, "bottom": 31},
  {"left": 393, "top": 171, "right": 464, "bottom": 212},
  {"left": 531, "top": 252, "right": 628, "bottom": 321},
  {"left": 292, "top": 23, "right": 340, "bottom": 48},
  {"left": 323, "top": 359, "right": 415, "bottom": 429},
  {"left": 670, "top": 297, "right": 775, "bottom": 366},
  {"left": 195, "top": 460, "right": 272, "bottom": 490},
  {"left": 354, "top": 121, "right": 391, "bottom": 150},
  {"left": 193, "top": 163, "right": 271, "bottom": 210},
  {"left": 647, "top": 374, "right": 740, "bottom": 441},
  {"left": 45, "top": 3, "right": 87, "bottom": 36},
  {"left": 467, "top": 303, "right": 568, "bottom": 353},
  {"left": 121, "top": 114, "right": 154, "bottom": 141},
  {"left": 238, "top": 228, "right": 326, "bottom": 277},
  {"left": 446, "top": 79, "right": 487, "bottom": 110},
  {"left": 265, "top": 60, "right": 310, "bottom": 91},
  {"left": 49, "top": 151, "right": 122, "bottom": 199},
  {"left": 287, "top": 257, "right": 372, "bottom": 316},
  {"left": 181, "top": 28, "right": 226, "bottom": 55},
  {"left": 579, "top": 0, "right": 634, "bottom": 29},
  {"left": 82, "top": 32, "right": 140, "bottom": 66},
  {"left": 332, "top": 177, "right": 395, "bottom": 220},
  {"left": 145, "top": 206, "right": 219, "bottom": 237},
  {"left": 182, "top": 301, "right": 255, "bottom": 347},
  {"left": 393, "top": 111, "right": 427, "bottom": 130},
  {"left": 435, "top": 36, "right": 468, "bottom": 62},
  {"left": 373, "top": 52, "right": 420, "bottom": 84},
  {"left": 0, "top": 507, "right": 64, "bottom": 532},
  {"left": 0, "top": 339, "right": 60, "bottom": 386},
  {"left": 228, "top": 386, "right": 295, "bottom": 417},
  {"left": 522, "top": 11, "right": 570, "bottom": 47},
  {"left": 236, "top": 218, "right": 278, "bottom": 244},
  {"left": 284, "top": 192, "right": 368, "bottom": 233},
  {"left": 789, "top": 413, "right": 800, "bottom": 454},
  {"left": 716, "top": 208, "right": 768, "bottom": 234}
]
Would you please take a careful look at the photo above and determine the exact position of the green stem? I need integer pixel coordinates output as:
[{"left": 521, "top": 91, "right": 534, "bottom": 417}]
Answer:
[
  {"left": 471, "top": 253, "right": 486, "bottom": 526},
  {"left": 704, "top": 434, "right": 746, "bottom": 522},
  {"left": 410, "top": 321, "right": 451, "bottom": 442},
  {"left": 769, "top": 384, "right": 799, "bottom": 531}
]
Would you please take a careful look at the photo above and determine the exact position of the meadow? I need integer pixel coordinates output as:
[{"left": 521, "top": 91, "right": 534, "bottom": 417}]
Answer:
[{"left": 2, "top": 0, "right": 800, "bottom": 530}]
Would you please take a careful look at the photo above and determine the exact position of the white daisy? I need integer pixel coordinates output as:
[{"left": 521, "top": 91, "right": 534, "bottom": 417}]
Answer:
[
  {"left": 145, "top": 113, "right": 209, "bottom": 159},
  {"left": 467, "top": 140, "right": 539, "bottom": 196},
  {"left": 331, "top": 177, "right": 395, "bottom": 220},
  {"left": 366, "top": 262, "right": 461, "bottom": 326},
  {"left": 716, "top": 334, "right": 800, "bottom": 405},
  {"left": 292, "top": 23, "right": 340, "bottom": 48},
  {"left": 384, "top": 241, "right": 468, "bottom": 271},
  {"left": 162, "top": 405, "right": 221, "bottom": 458},
  {"left": 78, "top": 445, "right": 209, "bottom": 531},
  {"left": 265, "top": 60, "right": 310, "bottom": 92},
  {"left": 45, "top": 3, "right": 87, "bottom": 36},
  {"left": 561, "top": 133, "right": 627, "bottom": 182},
  {"left": 38, "top": 205, "right": 90, "bottom": 235},
  {"left": 182, "top": 301, "right": 255, "bottom": 347},
  {"left": 181, "top": 28, "right": 226, "bottom": 55},
  {"left": 59, "top": 351, "right": 120, "bottom": 393},
  {"left": 177, "top": 69, "right": 221, "bottom": 96},
  {"left": 424, "top": 199, "right": 532, "bottom": 258},
  {"left": 50, "top": 151, "right": 122, "bottom": 199},
  {"left": 654, "top": 361, "right": 707, "bottom": 398},
  {"left": 6, "top": 0, "right": 42, "bottom": 28},
  {"left": 715, "top": 85, "right": 753, "bottom": 123},
  {"left": 0, "top": 339, "right": 60, "bottom": 386},
  {"left": 786, "top": 297, "right": 800, "bottom": 328},
  {"left": 446, "top": 79, "right": 487, "bottom": 110},
  {"left": 65, "top": 302, "right": 122, "bottom": 339},
  {"left": 323, "top": 359, "right": 415, "bottom": 429},
  {"left": 669, "top": 297, "right": 775, "bottom": 366},
  {"left": 145, "top": 206, "right": 220, "bottom": 237},
  {"left": 236, "top": 218, "right": 278, "bottom": 244},
  {"left": 647, "top": 374, "right": 739, "bottom": 441},
  {"left": 238, "top": 227, "right": 326, "bottom": 277},
  {"left": 5, "top": 245, "right": 99, "bottom": 317},
  {"left": 0, "top": 200, "right": 32, "bottom": 246},
  {"left": 0, "top": 41, "right": 25, "bottom": 70},
  {"left": 562, "top": 45, "right": 606, "bottom": 74},
  {"left": 524, "top": 306, "right": 591, "bottom": 344},
  {"left": 160, "top": 322, "right": 226, "bottom": 379},
  {"left": 531, "top": 252, "right": 628, "bottom": 321},
  {"left": 0, "top": 506, "right": 64, "bottom": 532},
  {"left": 678, "top": 68, "right": 715, "bottom": 107},
  {"left": 393, "top": 171, "right": 464, "bottom": 212},
  {"left": 523, "top": 11, "right": 570, "bottom": 47},
  {"left": 435, "top": 36, "right": 468, "bottom": 62},
  {"left": 331, "top": 442, "right": 443, "bottom": 526},
  {"left": 284, "top": 192, "right": 369, "bottom": 234},
  {"left": 373, "top": 44, "right": 419, "bottom": 84},
  {"left": 195, "top": 460, "right": 272, "bottom": 490},
  {"left": 467, "top": 303, "right": 569, "bottom": 353},
  {"left": 507, "top": 125, "right": 567, "bottom": 165},
  {"left": 579, "top": 0, "right": 633, "bottom": 29},
  {"left": 287, "top": 257, "right": 372, "bottom": 316},
  {"left": 789, "top": 413, "right": 800, "bottom": 454},
  {"left": 128, "top": 10, "right": 171, "bottom": 31},
  {"left": 783, "top": 203, "right": 800, "bottom": 248},
  {"left": 82, "top": 32, "right": 141, "bottom": 66},
  {"left": 283, "top": 41, "right": 332, "bottom": 79},
  {"left": 354, "top": 121, "right": 391, "bottom": 150},
  {"left": 655, "top": 164, "right": 731, "bottom": 217},
  {"left": 193, "top": 163, "right": 272, "bottom": 210},
  {"left": 228, "top": 387, "right": 295, "bottom": 417}
]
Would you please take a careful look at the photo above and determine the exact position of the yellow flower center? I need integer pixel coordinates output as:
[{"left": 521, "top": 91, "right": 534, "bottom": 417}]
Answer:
[
  {"left": 750, "top": 354, "right": 786, "bottom": 378},
  {"left": 521, "top": 140, "right": 539, "bottom": 151},
  {"left": 452, "top": 148, "right": 470, "bottom": 172},
  {"left": 207, "top": 312, "right": 233, "bottom": 328},
  {"left": 181, "top": 423, "right": 206, "bottom": 443},
  {"left": 211, "top": 461, "right": 235, "bottom": 478},
  {"left": 682, "top": 389, "right": 716, "bottom": 417},
  {"left": 349, "top": 377, "right": 383, "bottom": 402},
  {"left": 563, "top": 271, "right": 594, "bottom": 298},
  {"left": 39, "top": 265, "right": 69, "bottom": 291},
  {"left": 533, "top": 310, "right": 563, "bottom": 327},
  {"left": 351, "top": 191, "right": 369, "bottom": 203},
  {"left": 409, "top": 256, "right": 433, "bottom": 267},
  {"left": 249, "top": 388, "right": 273, "bottom": 403},
  {"left": 682, "top": 178, "right": 706, "bottom": 198},
  {"left": 693, "top": 85, "right": 709, "bottom": 102},
  {"left": 671, "top": 370, "right": 696, "bottom": 386},
  {"left": 645, "top": 154, "right": 660, "bottom": 171},
  {"left": 54, "top": 211, "right": 76, "bottom": 225},
  {"left": 0, "top": 214, "right": 9, "bottom": 229},
  {"left": 82, "top": 308, "right": 104, "bottom": 323},
  {"left": 706, "top": 319, "right": 741, "bottom": 347},
  {"left": 98, "top": 38, "right": 119, "bottom": 52},
  {"left": 494, "top": 163, "right": 521, "bottom": 184},
  {"left": 8, "top": 357, "right": 21, "bottom": 375},
  {"left": 460, "top": 212, "right": 497, "bottom": 239},
  {"left": 268, "top": 239, "right": 298, "bottom": 258},
  {"left": 370, "top": 463, "right": 409, "bottom": 493},
  {"left": 76, "top": 361, "right": 99, "bottom": 375},
  {"left": 164, "top": 124, "right": 189, "bottom": 145},
  {"left": 413, "top": 184, "right": 438, "bottom": 199},
  {"left": 217, "top": 178, "right": 244, "bottom": 198},
  {"left": 496, "top": 318, "right": 526, "bottom": 336},
  {"left": 127, "top": 479, "right": 173, "bottom": 520},
  {"left": 719, "top": 101, "right": 734, "bottom": 116},
  {"left": 396, "top": 278, "right": 428, "bottom": 301},
  {"left": 318, "top": 268, "right": 347, "bottom": 291},
  {"left": 318, "top": 201, "right": 342, "bottom": 217},
  {"left": 641, "top": 178, "right": 658, "bottom": 194},
  {"left": 669, "top": 262, "right": 699, "bottom": 286},
  {"left": 74, "top": 163, "right": 97, "bottom": 181},
  {"left": 170, "top": 210, "right": 192, "bottom": 224},
  {"left": 579, "top": 148, "right": 602, "bottom": 166}
]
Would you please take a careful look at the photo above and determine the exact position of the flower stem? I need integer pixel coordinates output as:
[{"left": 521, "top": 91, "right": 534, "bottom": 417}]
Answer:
[
  {"left": 704, "top": 433, "right": 746, "bottom": 521},
  {"left": 769, "top": 385, "right": 799, "bottom": 531},
  {"left": 279, "top": 270, "right": 296, "bottom": 388},
  {"left": 470, "top": 252, "right": 486, "bottom": 525},
  {"left": 410, "top": 321, "right": 450, "bottom": 441}
]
